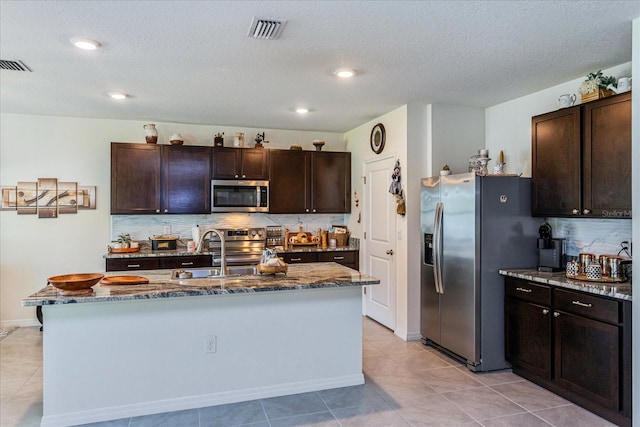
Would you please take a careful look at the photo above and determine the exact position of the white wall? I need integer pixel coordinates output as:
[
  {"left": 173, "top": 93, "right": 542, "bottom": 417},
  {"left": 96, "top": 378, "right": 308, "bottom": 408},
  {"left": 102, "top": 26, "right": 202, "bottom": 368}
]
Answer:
[
  {"left": 631, "top": 16, "right": 639, "bottom": 425},
  {"left": 0, "top": 114, "right": 343, "bottom": 325}
]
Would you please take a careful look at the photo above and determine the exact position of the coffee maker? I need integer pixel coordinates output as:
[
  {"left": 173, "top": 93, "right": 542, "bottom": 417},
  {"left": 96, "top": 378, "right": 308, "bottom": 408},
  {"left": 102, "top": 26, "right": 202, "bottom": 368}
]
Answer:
[{"left": 537, "top": 222, "right": 565, "bottom": 272}]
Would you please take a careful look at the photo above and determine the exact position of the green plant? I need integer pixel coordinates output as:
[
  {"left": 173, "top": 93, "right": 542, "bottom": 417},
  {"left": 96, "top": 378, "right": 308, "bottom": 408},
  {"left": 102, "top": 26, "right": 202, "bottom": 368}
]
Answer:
[
  {"left": 579, "top": 70, "right": 616, "bottom": 94},
  {"left": 117, "top": 233, "right": 131, "bottom": 244}
]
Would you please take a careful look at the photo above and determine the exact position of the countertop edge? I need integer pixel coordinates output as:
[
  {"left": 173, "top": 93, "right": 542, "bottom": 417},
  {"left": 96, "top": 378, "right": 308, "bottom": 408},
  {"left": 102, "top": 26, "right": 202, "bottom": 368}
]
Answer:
[
  {"left": 499, "top": 269, "right": 632, "bottom": 301},
  {"left": 23, "top": 263, "right": 379, "bottom": 306}
]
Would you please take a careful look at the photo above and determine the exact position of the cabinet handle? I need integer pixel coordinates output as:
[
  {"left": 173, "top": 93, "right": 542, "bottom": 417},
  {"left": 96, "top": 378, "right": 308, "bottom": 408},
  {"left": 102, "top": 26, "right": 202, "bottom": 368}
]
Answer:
[
  {"left": 572, "top": 300, "right": 593, "bottom": 308},
  {"left": 291, "top": 258, "right": 302, "bottom": 262},
  {"left": 582, "top": 208, "right": 591, "bottom": 215},
  {"left": 333, "top": 256, "right": 345, "bottom": 260},
  {"left": 516, "top": 287, "right": 532, "bottom": 293},
  {"left": 553, "top": 312, "right": 560, "bottom": 317},
  {"left": 127, "top": 264, "right": 141, "bottom": 268},
  {"left": 542, "top": 309, "right": 549, "bottom": 315},
  {"left": 181, "top": 262, "right": 194, "bottom": 266},
  {"left": 572, "top": 208, "right": 580, "bottom": 215}
]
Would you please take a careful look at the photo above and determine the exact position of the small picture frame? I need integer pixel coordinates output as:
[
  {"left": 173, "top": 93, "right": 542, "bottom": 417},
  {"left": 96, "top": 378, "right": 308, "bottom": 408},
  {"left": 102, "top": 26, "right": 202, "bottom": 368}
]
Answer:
[
  {"left": 78, "top": 186, "right": 96, "bottom": 209},
  {"left": 1, "top": 186, "right": 17, "bottom": 210},
  {"left": 16, "top": 181, "right": 38, "bottom": 215},
  {"left": 37, "top": 178, "right": 58, "bottom": 218}
]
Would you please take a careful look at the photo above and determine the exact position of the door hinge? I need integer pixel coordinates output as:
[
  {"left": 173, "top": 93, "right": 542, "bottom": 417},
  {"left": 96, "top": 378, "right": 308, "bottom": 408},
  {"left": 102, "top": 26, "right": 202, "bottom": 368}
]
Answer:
[
  {"left": 364, "top": 232, "right": 366, "bottom": 239},
  {"left": 364, "top": 287, "right": 367, "bottom": 294},
  {"left": 362, "top": 176, "right": 366, "bottom": 185}
]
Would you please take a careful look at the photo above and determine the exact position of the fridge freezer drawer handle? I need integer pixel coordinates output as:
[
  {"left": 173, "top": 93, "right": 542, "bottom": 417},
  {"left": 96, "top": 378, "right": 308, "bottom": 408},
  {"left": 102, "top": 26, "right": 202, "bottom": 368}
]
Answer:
[{"left": 433, "top": 202, "right": 444, "bottom": 294}]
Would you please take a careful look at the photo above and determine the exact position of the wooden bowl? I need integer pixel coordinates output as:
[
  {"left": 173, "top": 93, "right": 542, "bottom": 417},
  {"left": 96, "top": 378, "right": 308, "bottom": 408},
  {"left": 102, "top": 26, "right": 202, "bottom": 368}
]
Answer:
[
  {"left": 48, "top": 273, "right": 104, "bottom": 295},
  {"left": 169, "top": 140, "right": 184, "bottom": 145},
  {"left": 257, "top": 263, "right": 288, "bottom": 275}
]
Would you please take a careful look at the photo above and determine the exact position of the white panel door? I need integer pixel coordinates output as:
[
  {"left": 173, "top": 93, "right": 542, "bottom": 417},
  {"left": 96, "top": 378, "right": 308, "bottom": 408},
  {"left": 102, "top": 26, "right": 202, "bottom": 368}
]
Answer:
[{"left": 364, "top": 156, "right": 397, "bottom": 330}]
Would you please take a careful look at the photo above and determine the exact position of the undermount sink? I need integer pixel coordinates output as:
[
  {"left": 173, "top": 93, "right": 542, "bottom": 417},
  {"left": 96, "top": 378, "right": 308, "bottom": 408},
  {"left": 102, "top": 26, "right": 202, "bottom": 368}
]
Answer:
[{"left": 170, "top": 266, "right": 259, "bottom": 280}]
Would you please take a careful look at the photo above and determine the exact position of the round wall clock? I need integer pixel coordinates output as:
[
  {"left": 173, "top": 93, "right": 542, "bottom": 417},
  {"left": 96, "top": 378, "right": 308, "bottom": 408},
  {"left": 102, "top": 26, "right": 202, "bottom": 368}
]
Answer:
[{"left": 370, "top": 123, "right": 386, "bottom": 154}]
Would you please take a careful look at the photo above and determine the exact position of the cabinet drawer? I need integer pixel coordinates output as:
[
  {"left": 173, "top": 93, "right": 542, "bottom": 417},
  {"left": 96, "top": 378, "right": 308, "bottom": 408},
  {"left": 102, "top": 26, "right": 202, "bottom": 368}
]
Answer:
[
  {"left": 159, "top": 256, "right": 211, "bottom": 269},
  {"left": 505, "top": 278, "right": 551, "bottom": 306},
  {"left": 554, "top": 288, "right": 620, "bottom": 324},
  {"left": 281, "top": 253, "right": 318, "bottom": 264},
  {"left": 318, "top": 251, "right": 356, "bottom": 265},
  {"left": 106, "top": 258, "right": 160, "bottom": 272}
]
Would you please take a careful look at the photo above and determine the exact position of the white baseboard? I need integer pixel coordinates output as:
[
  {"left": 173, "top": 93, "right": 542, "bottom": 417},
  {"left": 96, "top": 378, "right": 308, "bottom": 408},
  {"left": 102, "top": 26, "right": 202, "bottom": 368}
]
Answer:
[
  {"left": 40, "top": 373, "right": 365, "bottom": 427},
  {"left": 1, "top": 319, "right": 40, "bottom": 328}
]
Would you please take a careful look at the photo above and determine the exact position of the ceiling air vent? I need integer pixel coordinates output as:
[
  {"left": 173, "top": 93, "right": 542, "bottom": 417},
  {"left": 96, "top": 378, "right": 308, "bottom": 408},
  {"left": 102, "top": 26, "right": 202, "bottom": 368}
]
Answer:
[
  {"left": 248, "top": 17, "right": 287, "bottom": 40},
  {"left": 0, "top": 60, "right": 32, "bottom": 72}
]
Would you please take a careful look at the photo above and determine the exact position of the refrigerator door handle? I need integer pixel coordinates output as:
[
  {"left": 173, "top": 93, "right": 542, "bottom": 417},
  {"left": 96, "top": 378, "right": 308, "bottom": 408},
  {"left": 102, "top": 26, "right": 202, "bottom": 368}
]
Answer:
[{"left": 433, "top": 202, "right": 444, "bottom": 294}]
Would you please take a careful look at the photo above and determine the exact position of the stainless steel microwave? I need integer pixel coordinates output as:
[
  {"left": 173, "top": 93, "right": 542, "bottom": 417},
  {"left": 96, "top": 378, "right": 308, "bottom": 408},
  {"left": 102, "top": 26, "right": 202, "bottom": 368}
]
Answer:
[{"left": 211, "top": 180, "right": 269, "bottom": 212}]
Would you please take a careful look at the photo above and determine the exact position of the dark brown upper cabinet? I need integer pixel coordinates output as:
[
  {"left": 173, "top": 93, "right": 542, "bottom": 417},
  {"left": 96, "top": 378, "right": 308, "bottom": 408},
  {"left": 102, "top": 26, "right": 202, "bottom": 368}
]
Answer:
[
  {"left": 212, "top": 147, "right": 269, "bottom": 180},
  {"left": 269, "top": 149, "right": 351, "bottom": 214},
  {"left": 531, "top": 92, "right": 631, "bottom": 218},
  {"left": 111, "top": 143, "right": 212, "bottom": 214}
]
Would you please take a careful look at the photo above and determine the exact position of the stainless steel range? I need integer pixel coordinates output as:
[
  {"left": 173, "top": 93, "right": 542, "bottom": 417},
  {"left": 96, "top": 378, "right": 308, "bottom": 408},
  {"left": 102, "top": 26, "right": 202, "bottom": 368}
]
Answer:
[{"left": 204, "top": 227, "right": 266, "bottom": 266}]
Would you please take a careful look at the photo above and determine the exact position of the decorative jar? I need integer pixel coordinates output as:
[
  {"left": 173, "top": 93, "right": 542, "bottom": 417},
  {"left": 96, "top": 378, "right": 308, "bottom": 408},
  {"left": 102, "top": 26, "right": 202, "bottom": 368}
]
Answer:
[{"left": 144, "top": 124, "right": 158, "bottom": 144}]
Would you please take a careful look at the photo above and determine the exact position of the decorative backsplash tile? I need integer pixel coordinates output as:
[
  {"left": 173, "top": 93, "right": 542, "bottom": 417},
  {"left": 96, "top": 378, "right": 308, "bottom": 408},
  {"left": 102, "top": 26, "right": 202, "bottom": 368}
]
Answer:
[
  {"left": 548, "top": 218, "right": 632, "bottom": 258},
  {"left": 111, "top": 213, "right": 348, "bottom": 244}
]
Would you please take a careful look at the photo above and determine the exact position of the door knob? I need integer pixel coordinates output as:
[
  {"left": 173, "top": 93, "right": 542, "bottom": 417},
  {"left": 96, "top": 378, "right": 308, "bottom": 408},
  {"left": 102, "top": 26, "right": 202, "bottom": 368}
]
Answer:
[{"left": 386, "top": 249, "right": 394, "bottom": 255}]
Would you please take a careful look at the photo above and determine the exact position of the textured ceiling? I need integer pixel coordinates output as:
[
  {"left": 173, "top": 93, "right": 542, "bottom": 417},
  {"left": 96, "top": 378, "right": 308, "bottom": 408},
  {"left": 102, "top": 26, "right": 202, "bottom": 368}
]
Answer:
[{"left": 0, "top": 1, "right": 638, "bottom": 132}]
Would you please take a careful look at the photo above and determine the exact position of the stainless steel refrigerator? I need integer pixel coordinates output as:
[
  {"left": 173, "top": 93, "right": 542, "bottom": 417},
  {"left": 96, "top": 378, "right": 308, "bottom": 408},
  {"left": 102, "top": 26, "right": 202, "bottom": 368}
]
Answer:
[{"left": 420, "top": 173, "right": 538, "bottom": 371}]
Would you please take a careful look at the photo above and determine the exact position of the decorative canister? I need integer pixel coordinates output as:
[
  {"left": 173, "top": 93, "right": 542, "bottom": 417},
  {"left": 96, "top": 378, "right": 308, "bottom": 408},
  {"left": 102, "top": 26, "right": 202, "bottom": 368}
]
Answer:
[
  {"left": 233, "top": 132, "right": 245, "bottom": 147},
  {"left": 565, "top": 260, "right": 579, "bottom": 277},
  {"left": 578, "top": 253, "right": 595, "bottom": 275},
  {"left": 598, "top": 255, "right": 610, "bottom": 277},
  {"left": 214, "top": 133, "right": 224, "bottom": 147},
  {"left": 607, "top": 256, "right": 623, "bottom": 279},
  {"left": 144, "top": 124, "right": 158, "bottom": 144},
  {"left": 585, "top": 262, "right": 602, "bottom": 280}
]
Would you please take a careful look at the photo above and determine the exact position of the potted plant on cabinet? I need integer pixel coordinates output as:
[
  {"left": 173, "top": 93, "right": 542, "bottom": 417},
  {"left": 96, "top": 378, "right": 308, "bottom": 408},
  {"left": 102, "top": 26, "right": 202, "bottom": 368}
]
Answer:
[{"left": 579, "top": 70, "right": 616, "bottom": 102}]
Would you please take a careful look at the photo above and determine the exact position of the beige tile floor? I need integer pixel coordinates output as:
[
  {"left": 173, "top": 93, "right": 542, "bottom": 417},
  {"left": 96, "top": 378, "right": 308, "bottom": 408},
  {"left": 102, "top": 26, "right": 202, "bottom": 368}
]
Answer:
[{"left": 0, "top": 318, "right": 617, "bottom": 426}]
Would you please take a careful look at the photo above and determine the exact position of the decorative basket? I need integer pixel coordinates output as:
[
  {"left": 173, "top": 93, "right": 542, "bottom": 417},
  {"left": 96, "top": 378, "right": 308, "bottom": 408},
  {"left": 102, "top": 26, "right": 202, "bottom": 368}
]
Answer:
[
  {"left": 581, "top": 88, "right": 615, "bottom": 103},
  {"left": 257, "top": 263, "right": 288, "bottom": 275},
  {"left": 328, "top": 231, "right": 350, "bottom": 247}
]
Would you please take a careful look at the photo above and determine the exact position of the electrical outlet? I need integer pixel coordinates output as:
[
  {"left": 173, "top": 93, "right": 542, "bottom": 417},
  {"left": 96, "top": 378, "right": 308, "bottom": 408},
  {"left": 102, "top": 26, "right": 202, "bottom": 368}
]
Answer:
[{"left": 204, "top": 335, "right": 216, "bottom": 354}]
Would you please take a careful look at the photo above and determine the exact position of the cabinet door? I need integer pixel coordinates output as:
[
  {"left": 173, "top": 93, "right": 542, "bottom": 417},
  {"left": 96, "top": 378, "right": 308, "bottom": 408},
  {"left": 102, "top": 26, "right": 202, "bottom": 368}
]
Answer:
[
  {"left": 582, "top": 92, "right": 631, "bottom": 218},
  {"left": 111, "top": 143, "right": 162, "bottom": 214},
  {"left": 212, "top": 147, "right": 242, "bottom": 179},
  {"left": 163, "top": 146, "right": 212, "bottom": 214},
  {"left": 531, "top": 107, "right": 581, "bottom": 217},
  {"left": 269, "top": 150, "right": 311, "bottom": 213},
  {"left": 241, "top": 149, "right": 269, "bottom": 179},
  {"left": 312, "top": 152, "right": 351, "bottom": 213},
  {"left": 505, "top": 297, "right": 552, "bottom": 380},
  {"left": 554, "top": 310, "right": 619, "bottom": 411}
]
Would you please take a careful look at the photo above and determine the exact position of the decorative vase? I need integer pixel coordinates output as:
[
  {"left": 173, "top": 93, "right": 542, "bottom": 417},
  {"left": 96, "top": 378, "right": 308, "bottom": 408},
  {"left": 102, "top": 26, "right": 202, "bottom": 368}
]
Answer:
[{"left": 144, "top": 124, "right": 158, "bottom": 144}]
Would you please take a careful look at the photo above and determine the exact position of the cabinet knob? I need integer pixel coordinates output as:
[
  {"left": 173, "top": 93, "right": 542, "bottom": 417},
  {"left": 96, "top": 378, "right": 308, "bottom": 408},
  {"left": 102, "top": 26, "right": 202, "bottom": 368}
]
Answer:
[
  {"left": 553, "top": 312, "right": 560, "bottom": 317},
  {"left": 313, "top": 209, "right": 316, "bottom": 213},
  {"left": 572, "top": 209, "right": 580, "bottom": 215},
  {"left": 235, "top": 174, "right": 239, "bottom": 178},
  {"left": 156, "top": 209, "right": 161, "bottom": 213},
  {"left": 542, "top": 309, "right": 549, "bottom": 315},
  {"left": 582, "top": 208, "right": 591, "bottom": 215},
  {"left": 306, "top": 209, "right": 309, "bottom": 212},
  {"left": 242, "top": 174, "right": 246, "bottom": 178},
  {"left": 164, "top": 209, "right": 168, "bottom": 213}
]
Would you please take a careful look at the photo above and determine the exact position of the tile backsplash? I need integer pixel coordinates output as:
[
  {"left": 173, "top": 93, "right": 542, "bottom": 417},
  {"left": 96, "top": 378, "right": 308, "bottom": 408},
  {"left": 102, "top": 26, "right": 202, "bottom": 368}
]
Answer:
[
  {"left": 548, "top": 218, "right": 632, "bottom": 258},
  {"left": 111, "top": 213, "right": 348, "bottom": 243}
]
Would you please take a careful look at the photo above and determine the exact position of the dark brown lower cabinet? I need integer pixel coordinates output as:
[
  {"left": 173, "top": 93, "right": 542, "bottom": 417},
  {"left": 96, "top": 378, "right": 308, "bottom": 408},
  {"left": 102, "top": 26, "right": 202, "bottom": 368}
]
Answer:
[
  {"left": 504, "top": 277, "right": 631, "bottom": 426},
  {"left": 106, "top": 255, "right": 211, "bottom": 272},
  {"left": 279, "top": 250, "right": 359, "bottom": 271}
]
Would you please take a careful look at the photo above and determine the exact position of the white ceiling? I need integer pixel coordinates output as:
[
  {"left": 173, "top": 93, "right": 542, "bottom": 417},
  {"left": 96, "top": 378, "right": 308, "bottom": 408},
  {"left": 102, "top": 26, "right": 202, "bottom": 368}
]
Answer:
[{"left": 1, "top": 1, "right": 638, "bottom": 133}]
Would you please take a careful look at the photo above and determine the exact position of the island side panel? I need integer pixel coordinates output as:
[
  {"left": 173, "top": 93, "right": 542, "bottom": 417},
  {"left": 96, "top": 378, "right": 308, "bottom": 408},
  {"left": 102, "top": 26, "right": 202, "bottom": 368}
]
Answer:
[{"left": 41, "top": 287, "right": 363, "bottom": 426}]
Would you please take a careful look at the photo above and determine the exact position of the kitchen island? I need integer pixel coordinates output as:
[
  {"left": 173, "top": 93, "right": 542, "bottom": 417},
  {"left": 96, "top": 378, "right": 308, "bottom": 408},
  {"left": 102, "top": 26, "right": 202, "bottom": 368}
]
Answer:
[{"left": 23, "top": 263, "right": 379, "bottom": 427}]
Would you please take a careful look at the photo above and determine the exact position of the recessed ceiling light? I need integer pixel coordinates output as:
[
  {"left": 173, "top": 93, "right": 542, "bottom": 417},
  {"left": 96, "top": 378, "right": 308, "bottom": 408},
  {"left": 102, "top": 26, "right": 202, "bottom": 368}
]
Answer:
[
  {"left": 334, "top": 68, "right": 356, "bottom": 78},
  {"left": 108, "top": 92, "right": 128, "bottom": 100},
  {"left": 295, "top": 107, "right": 309, "bottom": 114},
  {"left": 71, "top": 38, "right": 102, "bottom": 50}
]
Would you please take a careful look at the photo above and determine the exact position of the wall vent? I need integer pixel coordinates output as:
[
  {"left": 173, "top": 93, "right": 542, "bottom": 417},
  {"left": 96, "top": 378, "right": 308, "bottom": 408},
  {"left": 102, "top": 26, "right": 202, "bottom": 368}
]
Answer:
[
  {"left": 248, "top": 17, "right": 287, "bottom": 40},
  {"left": 0, "top": 60, "right": 32, "bottom": 72}
]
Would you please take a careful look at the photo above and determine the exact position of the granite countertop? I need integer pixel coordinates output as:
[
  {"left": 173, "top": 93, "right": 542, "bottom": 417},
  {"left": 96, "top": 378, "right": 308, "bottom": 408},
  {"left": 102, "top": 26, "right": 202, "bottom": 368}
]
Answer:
[
  {"left": 22, "top": 263, "right": 379, "bottom": 306},
  {"left": 104, "top": 246, "right": 359, "bottom": 259},
  {"left": 500, "top": 269, "right": 632, "bottom": 301}
]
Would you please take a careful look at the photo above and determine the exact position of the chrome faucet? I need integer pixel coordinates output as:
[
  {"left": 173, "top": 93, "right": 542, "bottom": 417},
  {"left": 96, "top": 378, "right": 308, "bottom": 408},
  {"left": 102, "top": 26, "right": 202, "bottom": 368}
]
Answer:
[{"left": 196, "top": 228, "right": 226, "bottom": 275}]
